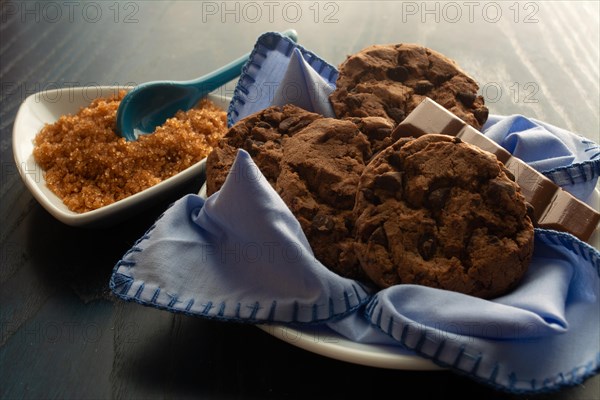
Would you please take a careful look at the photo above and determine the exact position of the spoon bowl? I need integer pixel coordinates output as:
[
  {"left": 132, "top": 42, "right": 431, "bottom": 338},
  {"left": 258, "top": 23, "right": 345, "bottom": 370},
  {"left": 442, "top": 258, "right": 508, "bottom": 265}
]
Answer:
[
  {"left": 116, "top": 29, "right": 298, "bottom": 141},
  {"left": 118, "top": 82, "right": 210, "bottom": 137}
]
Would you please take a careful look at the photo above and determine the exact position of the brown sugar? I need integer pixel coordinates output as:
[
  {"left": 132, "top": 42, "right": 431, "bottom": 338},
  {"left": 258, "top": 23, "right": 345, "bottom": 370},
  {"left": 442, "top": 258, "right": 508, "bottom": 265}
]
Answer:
[{"left": 33, "top": 91, "right": 227, "bottom": 213}]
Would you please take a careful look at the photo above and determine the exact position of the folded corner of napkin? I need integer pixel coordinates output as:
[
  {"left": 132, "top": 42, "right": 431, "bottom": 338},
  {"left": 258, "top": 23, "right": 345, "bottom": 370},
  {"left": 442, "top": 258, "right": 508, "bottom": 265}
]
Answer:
[
  {"left": 272, "top": 48, "right": 336, "bottom": 118},
  {"left": 111, "top": 149, "right": 372, "bottom": 325},
  {"left": 227, "top": 32, "right": 338, "bottom": 127},
  {"left": 483, "top": 115, "right": 600, "bottom": 200}
]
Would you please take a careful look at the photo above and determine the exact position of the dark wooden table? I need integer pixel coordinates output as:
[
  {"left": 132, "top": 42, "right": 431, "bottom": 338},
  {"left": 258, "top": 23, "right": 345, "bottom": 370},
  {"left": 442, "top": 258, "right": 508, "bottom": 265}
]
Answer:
[{"left": 1, "top": 1, "right": 598, "bottom": 399}]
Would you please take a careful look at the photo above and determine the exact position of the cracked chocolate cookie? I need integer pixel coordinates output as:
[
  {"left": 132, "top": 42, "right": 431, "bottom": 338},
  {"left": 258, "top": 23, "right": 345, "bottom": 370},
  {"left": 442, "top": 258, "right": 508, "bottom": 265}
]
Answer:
[
  {"left": 330, "top": 44, "right": 489, "bottom": 130},
  {"left": 206, "top": 104, "right": 322, "bottom": 194},
  {"left": 207, "top": 105, "right": 395, "bottom": 280},
  {"left": 353, "top": 134, "right": 534, "bottom": 298}
]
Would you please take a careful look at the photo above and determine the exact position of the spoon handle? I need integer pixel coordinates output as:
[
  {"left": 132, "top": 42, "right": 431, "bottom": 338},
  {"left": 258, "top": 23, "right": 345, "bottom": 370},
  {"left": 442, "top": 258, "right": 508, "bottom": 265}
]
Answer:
[
  {"left": 116, "top": 30, "right": 298, "bottom": 140},
  {"left": 186, "top": 54, "right": 249, "bottom": 98},
  {"left": 187, "top": 29, "right": 299, "bottom": 99}
]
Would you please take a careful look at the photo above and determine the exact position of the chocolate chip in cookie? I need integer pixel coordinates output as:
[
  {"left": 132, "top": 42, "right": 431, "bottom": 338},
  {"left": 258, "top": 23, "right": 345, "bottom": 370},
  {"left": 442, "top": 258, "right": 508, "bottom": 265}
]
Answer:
[
  {"left": 330, "top": 43, "right": 489, "bottom": 130},
  {"left": 353, "top": 134, "right": 534, "bottom": 298}
]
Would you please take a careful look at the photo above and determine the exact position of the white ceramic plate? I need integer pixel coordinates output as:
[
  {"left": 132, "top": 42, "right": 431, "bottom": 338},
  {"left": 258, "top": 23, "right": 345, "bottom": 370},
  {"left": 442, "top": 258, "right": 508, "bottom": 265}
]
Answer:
[
  {"left": 258, "top": 324, "right": 442, "bottom": 370},
  {"left": 12, "top": 86, "right": 229, "bottom": 227}
]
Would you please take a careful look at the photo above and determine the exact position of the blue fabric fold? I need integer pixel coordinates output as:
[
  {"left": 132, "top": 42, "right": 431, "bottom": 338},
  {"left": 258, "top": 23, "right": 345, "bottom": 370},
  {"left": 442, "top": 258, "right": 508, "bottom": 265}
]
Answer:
[
  {"left": 357, "top": 231, "right": 599, "bottom": 392},
  {"left": 227, "top": 31, "right": 338, "bottom": 127},
  {"left": 358, "top": 233, "right": 597, "bottom": 342},
  {"left": 483, "top": 115, "right": 600, "bottom": 200},
  {"left": 272, "top": 48, "right": 336, "bottom": 118},
  {"left": 111, "top": 150, "right": 370, "bottom": 324}
]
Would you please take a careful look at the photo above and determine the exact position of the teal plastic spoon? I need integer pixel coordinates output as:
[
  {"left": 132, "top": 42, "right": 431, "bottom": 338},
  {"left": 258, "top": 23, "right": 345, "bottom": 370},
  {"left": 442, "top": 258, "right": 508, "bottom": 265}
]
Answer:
[{"left": 116, "top": 29, "right": 298, "bottom": 141}]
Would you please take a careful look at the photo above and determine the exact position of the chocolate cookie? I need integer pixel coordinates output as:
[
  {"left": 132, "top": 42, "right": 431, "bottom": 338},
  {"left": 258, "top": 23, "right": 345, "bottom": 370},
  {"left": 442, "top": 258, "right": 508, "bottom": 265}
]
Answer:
[
  {"left": 330, "top": 44, "right": 489, "bottom": 130},
  {"left": 353, "top": 134, "right": 534, "bottom": 298},
  {"left": 206, "top": 104, "right": 322, "bottom": 194},
  {"left": 207, "top": 105, "right": 395, "bottom": 280}
]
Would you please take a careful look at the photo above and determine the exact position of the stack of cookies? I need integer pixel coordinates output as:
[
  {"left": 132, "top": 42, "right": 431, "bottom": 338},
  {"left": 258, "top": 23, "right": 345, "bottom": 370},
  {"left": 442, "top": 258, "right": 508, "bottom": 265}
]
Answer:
[{"left": 206, "top": 43, "right": 535, "bottom": 299}]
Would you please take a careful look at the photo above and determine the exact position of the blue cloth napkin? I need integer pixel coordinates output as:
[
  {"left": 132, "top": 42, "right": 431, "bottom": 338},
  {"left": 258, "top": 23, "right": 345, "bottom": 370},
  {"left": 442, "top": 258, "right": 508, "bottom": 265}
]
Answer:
[
  {"left": 272, "top": 48, "right": 336, "bottom": 118},
  {"left": 111, "top": 151, "right": 370, "bottom": 324},
  {"left": 110, "top": 33, "right": 600, "bottom": 393},
  {"left": 227, "top": 32, "right": 337, "bottom": 127},
  {"left": 328, "top": 231, "right": 599, "bottom": 392},
  {"left": 483, "top": 115, "right": 600, "bottom": 201},
  {"left": 111, "top": 148, "right": 600, "bottom": 393}
]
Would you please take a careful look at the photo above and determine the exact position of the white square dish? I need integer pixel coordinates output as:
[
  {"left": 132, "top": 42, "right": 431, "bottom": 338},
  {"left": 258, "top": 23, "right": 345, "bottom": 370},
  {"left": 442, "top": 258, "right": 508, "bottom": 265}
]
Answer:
[{"left": 12, "top": 86, "right": 229, "bottom": 227}]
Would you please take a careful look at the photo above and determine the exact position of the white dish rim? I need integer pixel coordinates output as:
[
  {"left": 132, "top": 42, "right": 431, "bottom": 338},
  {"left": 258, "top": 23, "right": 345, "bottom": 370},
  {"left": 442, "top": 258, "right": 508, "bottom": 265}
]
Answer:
[{"left": 257, "top": 324, "right": 443, "bottom": 370}]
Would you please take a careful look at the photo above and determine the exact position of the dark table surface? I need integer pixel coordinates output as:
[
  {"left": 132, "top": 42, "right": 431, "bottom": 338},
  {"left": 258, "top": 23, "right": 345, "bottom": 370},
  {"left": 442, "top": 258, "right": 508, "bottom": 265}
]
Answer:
[{"left": 1, "top": 1, "right": 599, "bottom": 399}]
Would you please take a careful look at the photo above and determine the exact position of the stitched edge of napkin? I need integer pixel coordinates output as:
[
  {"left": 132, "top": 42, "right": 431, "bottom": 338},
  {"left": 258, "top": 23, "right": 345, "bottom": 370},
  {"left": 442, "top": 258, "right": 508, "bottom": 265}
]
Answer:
[
  {"left": 542, "top": 159, "right": 600, "bottom": 187},
  {"left": 227, "top": 31, "right": 338, "bottom": 127},
  {"left": 109, "top": 198, "right": 372, "bottom": 326},
  {"left": 484, "top": 115, "right": 600, "bottom": 190},
  {"left": 363, "top": 228, "right": 600, "bottom": 394}
]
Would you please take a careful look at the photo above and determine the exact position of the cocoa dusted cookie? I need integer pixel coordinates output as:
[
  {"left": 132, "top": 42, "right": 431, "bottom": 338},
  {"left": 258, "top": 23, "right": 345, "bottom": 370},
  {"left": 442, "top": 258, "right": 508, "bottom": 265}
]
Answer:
[
  {"left": 353, "top": 134, "right": 534, "bottom": 298},
  {"left": 207, "top": 105, "right": 395, "bottom": 280},
  {"left": 330, "top": 44, "right": 489, "bottom": 130}
]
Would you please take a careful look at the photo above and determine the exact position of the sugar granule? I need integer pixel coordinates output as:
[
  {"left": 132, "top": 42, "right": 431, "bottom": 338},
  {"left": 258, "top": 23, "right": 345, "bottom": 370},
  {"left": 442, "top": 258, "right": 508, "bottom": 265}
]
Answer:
[{"left": 33, "top": 91, "right": 227, "bottom": 213}]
